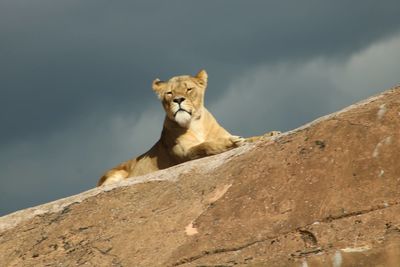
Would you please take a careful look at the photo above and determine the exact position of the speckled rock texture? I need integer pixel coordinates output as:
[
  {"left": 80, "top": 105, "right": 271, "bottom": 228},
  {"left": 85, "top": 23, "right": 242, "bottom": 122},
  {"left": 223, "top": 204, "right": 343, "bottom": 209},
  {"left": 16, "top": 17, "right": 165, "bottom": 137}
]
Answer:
[{"left": 1, "top": 86, "right": 400, "bottom": 267}]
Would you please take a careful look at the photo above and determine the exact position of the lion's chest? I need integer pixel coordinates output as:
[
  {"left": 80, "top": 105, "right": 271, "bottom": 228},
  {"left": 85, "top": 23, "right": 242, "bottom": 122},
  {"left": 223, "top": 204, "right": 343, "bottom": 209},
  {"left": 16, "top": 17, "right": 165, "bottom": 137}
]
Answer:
[
  {"left": 172, "top": 124, "right": 207, "bottom": 157},
  {"left": 189, "top": 122, "right": 206, "bottom": 143},
  {"left": 178, "top": 130, "right": 206, "bottom": 148}
]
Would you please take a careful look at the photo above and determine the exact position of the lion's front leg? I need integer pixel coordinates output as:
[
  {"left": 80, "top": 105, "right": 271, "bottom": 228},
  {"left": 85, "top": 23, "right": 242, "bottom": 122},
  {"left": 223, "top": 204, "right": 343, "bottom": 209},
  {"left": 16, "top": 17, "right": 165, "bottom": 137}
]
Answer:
[{"left": 186, "top": 136, "right": 245, "bottom": 160}]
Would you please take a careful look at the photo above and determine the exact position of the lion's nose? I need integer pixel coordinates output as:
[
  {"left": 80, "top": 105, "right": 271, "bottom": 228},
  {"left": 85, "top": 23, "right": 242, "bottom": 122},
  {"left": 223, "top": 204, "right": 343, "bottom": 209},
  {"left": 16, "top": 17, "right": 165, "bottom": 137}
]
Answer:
[{"left": 173, "top": 97, "right": 185, "bottom": 104}]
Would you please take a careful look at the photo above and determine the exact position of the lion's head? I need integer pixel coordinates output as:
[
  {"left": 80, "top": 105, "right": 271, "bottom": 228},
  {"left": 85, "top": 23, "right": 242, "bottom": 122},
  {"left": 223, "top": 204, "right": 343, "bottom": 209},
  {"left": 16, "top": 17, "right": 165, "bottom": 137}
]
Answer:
[{"left": 152, "top": 70, "right": 208, "bottom": 128}]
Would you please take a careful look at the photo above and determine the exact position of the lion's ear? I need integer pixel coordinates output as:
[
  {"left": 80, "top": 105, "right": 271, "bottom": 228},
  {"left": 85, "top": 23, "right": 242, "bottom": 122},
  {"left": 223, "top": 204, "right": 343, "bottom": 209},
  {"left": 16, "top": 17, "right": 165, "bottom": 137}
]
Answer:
[
  {"left": 152, "top": 78, "right": 166, "bottom": 95},
  {"left": 195, "top": 69, "right": 208, "bottom": 86}
]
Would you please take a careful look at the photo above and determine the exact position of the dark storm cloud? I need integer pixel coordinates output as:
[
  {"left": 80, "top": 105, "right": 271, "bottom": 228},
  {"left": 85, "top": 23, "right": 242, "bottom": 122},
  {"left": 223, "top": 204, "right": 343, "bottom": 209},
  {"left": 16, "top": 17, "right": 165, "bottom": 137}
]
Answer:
[
  {"left": 1, "top": 0, "right": 400, "bottom": 215},
  {"left": 1, "top": 0, "right": 400, "bottom": 144}
]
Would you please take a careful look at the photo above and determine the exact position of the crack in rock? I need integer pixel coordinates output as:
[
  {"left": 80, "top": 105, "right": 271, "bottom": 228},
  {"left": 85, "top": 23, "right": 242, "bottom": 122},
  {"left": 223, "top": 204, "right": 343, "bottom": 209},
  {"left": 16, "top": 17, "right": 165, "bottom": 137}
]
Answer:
[
  {"left": 321, "top": 201, "right": 400, "bottom": 223},
  {"left": 172, "top": 201, "right": 400, "bottom": 266},
  {"left": 172, "top": 239, "right": 267, "bottom": 266}
]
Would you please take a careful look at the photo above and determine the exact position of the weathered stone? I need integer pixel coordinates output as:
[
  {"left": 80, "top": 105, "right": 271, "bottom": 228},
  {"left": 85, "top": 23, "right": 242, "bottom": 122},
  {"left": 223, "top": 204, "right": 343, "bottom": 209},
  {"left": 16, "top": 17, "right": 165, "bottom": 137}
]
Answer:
[{"left": 1, "top": 86, "right": 400, "bottom": 267}]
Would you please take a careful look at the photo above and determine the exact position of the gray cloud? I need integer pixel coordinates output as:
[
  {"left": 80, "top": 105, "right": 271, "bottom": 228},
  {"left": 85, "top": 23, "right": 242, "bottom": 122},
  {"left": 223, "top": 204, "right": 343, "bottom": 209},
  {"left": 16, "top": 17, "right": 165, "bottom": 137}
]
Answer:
[
  {"left": 210, "top": 34, "right": 400, "bottom": 137},
  {"left": 0, "top": 105, "right": 165, "bottom": 215},
  {"left": 1, "top": 0, "right": 400, "bottom": 215}
]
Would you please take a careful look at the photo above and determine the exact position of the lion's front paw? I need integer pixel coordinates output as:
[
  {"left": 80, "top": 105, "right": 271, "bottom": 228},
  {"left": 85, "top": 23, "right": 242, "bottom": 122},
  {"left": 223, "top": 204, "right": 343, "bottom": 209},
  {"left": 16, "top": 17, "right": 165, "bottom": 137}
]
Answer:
[{"left": 230, "top": 135, "right": 246, "bottom": 147}]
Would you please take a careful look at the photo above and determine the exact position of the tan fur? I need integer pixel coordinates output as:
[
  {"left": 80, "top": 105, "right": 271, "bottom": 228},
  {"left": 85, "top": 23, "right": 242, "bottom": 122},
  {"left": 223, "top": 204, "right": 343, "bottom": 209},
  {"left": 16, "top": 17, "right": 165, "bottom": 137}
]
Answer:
[{"left": 97, "top": 70, "right": 279, "bottom": 186}]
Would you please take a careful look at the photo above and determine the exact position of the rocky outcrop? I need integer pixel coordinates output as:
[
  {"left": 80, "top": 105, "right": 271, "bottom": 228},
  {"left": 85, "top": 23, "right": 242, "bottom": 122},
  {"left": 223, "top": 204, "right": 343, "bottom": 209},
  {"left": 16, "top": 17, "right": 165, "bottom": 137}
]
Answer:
[{"left": 1, "top": 86, "right": 400, "bottom": 267}]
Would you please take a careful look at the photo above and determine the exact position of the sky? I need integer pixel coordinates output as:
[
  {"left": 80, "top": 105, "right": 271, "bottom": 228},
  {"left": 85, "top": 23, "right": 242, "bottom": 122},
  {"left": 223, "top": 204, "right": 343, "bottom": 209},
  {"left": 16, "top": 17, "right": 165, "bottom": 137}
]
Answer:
[{"left": 1, "top": 0, "right": 400, "bottom": 216}]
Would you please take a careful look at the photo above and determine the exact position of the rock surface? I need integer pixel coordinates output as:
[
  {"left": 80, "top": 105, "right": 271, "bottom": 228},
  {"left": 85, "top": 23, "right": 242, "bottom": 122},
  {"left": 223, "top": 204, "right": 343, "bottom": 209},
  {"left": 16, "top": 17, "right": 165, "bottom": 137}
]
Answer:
[{"left": 1, "top": 86, "right": 400, "bottom": 267}]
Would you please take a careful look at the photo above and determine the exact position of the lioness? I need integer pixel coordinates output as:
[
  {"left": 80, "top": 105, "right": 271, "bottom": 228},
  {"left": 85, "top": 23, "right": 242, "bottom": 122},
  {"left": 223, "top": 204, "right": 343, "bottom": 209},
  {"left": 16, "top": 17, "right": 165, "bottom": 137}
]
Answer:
[{"left": 98, "top": 70, "right": 278, "bottom": 186}]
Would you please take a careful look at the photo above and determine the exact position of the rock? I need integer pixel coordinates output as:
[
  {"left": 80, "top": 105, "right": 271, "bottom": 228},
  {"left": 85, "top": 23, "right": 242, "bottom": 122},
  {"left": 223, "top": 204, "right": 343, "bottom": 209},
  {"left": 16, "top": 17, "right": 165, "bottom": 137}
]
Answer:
[{"left": 1, "top": 86, "right": 400, "bottom": 267}]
